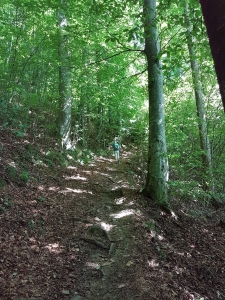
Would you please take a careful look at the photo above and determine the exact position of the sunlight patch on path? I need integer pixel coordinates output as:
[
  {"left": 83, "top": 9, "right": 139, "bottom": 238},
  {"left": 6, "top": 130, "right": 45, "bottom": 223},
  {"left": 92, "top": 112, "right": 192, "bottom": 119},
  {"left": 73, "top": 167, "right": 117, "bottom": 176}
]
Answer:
[
  {"left": 67, "top": 166, "right": 77, "bottom": 170},
  {"left": 49, "top": 186, "right": 60, "bottom": 191},
  {"left": 94, "top": 156, "right": 114, "bottom": 163},
  {"left": 44, "top": 243, "right": 64, "bottom": 254},
  {"left": 148, "top": 259, "right": 159, "bottom": 268},
  {"left": 86, "top": 262, "right": 100, "bottom": 269},
  {"left": 60, "top": 188, "right": 92, "bottom": 194},
  {"left": 63, "top": 175, "right": 87, "bottom": 181},
  {"left": 82, "top": 170, "right": 92, "bottom": 175},
  {"left": 110, "top": 209, "right": 135, "bottom": 219},
  {"left": 100, "top": 222, "right": 114, "bottom": 231},
  {"left": 93, "top": 171, "right": 108, "bottom": 176},
  {"left": 115, "top": 197, "right": 126, "bottom": 204},
  {"left": 105, "top": 166, "right": 118, "bottom": 171}
]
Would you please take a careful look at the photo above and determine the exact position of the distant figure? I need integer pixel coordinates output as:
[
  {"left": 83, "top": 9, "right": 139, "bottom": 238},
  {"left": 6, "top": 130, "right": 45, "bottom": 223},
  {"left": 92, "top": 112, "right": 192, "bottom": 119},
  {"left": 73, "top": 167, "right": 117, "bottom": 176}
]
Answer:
[{"left": 111, "top": 138, "right": 120, "bottom": 164}]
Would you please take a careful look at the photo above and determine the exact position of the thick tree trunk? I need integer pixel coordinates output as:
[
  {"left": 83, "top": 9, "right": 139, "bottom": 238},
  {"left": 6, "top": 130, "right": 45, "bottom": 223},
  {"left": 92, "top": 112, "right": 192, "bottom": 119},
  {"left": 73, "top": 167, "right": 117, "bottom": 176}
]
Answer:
[
  {"left": 199, "top": 0, "right": 225, "bottom": 110},
  {"left": 142, "top": 0, "right": 169, "bottom": 206},
  {"left": 184, "top": 1, "right": 213, "bottom": 190},
  {"left": 57, "top": 0, "right": 72, "bottom": 149}
]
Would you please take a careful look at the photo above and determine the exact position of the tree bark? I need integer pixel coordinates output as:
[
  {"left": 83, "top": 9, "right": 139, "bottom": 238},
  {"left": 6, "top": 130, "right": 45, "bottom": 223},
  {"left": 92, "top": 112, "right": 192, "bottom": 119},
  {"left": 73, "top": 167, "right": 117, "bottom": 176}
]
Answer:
[
  {"left": 57, "top": 0, "right": 72, "bottom": 149},
  {"left": 199, "top": 0, "right": 225, "bottom": 110},
  {"left": 142, "top": 0, "right": 169, "bottom": 206},
  {"left": 184, "top": 1, "right": 213, "bottom": 190}
]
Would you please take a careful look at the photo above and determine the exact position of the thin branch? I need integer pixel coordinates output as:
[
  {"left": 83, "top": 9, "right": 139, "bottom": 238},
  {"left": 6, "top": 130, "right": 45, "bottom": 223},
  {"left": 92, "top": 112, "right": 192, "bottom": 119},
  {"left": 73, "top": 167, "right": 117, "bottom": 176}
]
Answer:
[
  {"left": 160, "top": 14, "right": 201, "bottom": 53},
  {"left": 160, "top": 28, "right": 181, "bottom": 53},
  {"left": 87, "top": 48, "right": 144, "bottom": 66},
  {"left": 125, "top": 68, "right": 148, "bottom": 79}
]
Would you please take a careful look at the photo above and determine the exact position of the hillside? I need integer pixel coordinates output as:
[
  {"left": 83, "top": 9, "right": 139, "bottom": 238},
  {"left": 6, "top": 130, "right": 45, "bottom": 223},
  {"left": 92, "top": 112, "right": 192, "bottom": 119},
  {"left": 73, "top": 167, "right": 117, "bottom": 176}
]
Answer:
[{"left": 0, "top": 129, "right": 225, "bottom": 300}]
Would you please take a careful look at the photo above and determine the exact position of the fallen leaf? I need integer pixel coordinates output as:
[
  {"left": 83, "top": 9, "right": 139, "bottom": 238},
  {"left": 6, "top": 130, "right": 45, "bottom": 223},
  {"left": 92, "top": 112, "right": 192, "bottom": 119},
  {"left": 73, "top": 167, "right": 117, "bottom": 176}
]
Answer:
[
  {"left": 126, "top": 261, "right": 133, "bottom": 267},
  {"left": 62, "top": 290, "right": 70, "bottom": 295}
]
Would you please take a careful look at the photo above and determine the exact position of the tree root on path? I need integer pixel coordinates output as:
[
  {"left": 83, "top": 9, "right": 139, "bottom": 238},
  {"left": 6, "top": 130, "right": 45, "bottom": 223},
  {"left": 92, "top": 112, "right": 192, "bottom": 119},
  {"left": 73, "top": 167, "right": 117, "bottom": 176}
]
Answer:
[
  {"left": 80, "top": 237, "right": 110, "bottom": 250},
  {"left": 108, "top": 242, "right": 117, "bottom": 258},
  {"left": 71, "top": 217, "right": 91, "bottom": 225}
]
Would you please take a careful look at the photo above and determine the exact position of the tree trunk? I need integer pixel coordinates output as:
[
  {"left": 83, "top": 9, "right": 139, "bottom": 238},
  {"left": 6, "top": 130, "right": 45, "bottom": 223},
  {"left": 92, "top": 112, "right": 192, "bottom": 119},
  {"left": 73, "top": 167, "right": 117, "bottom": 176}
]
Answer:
[
  {"left": 142, "top": 0, "right": 169, "bottom": 206},
  {"left": 57, "top": 0, "right": 72, "bottom": 149},
  {"left": 199, "top": 0, "right": 225, "bottom": 110},
  {"left": 78, "top": 85, "right": 86, "bottom": 147},
  {"left": 184, "top": 1, "right": 213, "bottom": 190}
]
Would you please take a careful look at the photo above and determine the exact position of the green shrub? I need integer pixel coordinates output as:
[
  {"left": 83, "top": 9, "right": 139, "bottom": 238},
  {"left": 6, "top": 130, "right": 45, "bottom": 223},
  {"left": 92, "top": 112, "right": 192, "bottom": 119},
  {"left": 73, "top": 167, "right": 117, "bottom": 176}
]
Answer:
[
  {"left": 38, "top": 196, "right": 45, "bottom": 202},
  {"left": 8, "top": 166, "right": 17, "bottom": 180},
  {"left": 20, "top": 171, "right": 29, "bottom": 184},
  {"left": 0, "top": 178, "right": 6, "bottom": 188}
]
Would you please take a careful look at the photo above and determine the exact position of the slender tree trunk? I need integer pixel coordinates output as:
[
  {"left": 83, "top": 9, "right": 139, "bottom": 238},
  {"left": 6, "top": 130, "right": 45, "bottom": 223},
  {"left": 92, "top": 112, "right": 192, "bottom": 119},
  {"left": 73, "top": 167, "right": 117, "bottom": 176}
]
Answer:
[
  {"left": 96, "top": 103, "right": 104, "bottom": 144},
  {"left": 77, "top": 48, "right": 87, "bottom": 147},
  {"left": 184, "top": 1, "right": 213, "bottom": 190},
  {"left": 78, "top": 84, "right": 86, "bottom": 147},
  {"left": 142, "top": 0, "right": 169, "bottom": 206},
  {"left": 57, "top": 0, "right": 72, "bottom": 149},
  {"left": 199, "top": 0, "right": 225, "bottom": 110}
]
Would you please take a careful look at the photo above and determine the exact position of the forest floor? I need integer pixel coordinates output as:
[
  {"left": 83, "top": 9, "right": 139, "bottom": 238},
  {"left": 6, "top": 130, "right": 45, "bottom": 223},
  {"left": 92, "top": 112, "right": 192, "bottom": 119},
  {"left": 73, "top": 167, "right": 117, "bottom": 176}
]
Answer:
[{"left": 0, "top": 129, "right": 225, "bottom": 300}]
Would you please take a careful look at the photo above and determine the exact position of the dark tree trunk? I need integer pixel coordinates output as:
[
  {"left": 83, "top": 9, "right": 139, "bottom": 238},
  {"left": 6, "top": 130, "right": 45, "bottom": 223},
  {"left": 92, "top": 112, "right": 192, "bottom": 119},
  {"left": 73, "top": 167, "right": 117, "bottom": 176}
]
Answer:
[{"left": 199, "top": 0, "right": 225, "bottom": 110}]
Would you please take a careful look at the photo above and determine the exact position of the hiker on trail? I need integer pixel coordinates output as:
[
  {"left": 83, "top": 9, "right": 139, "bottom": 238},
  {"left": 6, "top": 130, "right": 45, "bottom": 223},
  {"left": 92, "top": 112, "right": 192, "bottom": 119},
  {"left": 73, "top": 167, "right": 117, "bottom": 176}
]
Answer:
[{"left": 111, "top": 138, "right": 120, "bottom": 164}]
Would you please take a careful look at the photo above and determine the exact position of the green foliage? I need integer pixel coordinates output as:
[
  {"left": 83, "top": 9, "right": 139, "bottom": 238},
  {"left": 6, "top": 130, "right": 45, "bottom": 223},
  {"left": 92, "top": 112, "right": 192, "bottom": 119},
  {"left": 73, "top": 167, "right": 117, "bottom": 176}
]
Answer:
[
  {"left": 20, "top": 170, "right": 29, "bottom": 184},
  {"left": 38, "top": 196, "right": 45, "bottom": 202},
  {"left": 143, "top": 221, "right": 155, "bottom": 231},
  {"left": 44, "top": 150, "right": 65, "bottom": 167},
  {"left": 168, "top": 180, "right": 212, "bottom": 205},
  {"left": 0, "top": 196, "right": 12, "bottom": 213},
  {"left": 0, "top": 178, "right": 6, "bottom": 188},
  {"left": 44, "top": 158, "right": 54, "bottom": 167},
  {"left": 1, "top": 206, "right": 6, "bottom": 213},
  {"left": 218, "top": 291, "right": 225, "bottom": 300},
  {"left": 44, "top": 150, "right": 70, "bottom": 167},
  {"left": 25, "top": 143, "right": 33, "bottom": 151},
  {"left": 29, "top": 219, "right": 35, "bottom": 230},
  {"left": 41, "top": 147, "right": 95, "bottom": 168},
  {"left": 96, "top": 148, "right": 111, "bottom": 157},
  {"left": 8, "top": 166, "right": 17, "bottom": 180},
  {"left": 78, "top": 149, "right": 95, "bottom": 165},
  {"left": 7, "top": 165, "right": 30, "bottom": 186},
  {"left": 13, "top": 130, "right": 24, "bottom": 138}
]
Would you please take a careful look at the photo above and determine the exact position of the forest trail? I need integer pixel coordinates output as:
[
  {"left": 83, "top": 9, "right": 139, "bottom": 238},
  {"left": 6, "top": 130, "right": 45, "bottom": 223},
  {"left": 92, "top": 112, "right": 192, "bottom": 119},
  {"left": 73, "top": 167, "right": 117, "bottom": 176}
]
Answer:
[
  {"left": 45, "top": 150, "right": 154, "bottom": 300},
  {"left": 1, "top": 149, "right": 153, "bottom": 300},
  {"left": 1, "top": 136, "right": 225, "bottom": 300}
]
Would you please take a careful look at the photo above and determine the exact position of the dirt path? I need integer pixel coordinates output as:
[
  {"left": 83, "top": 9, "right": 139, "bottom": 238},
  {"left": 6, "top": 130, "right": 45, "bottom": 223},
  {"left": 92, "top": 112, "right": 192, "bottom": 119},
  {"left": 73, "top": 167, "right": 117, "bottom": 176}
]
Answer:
[
  {"left": 59, "top": 152, "right": 149, "bottom": 299},
  {"left": 1, "top": 146, "right": 225, "bottom": 300},
  {"left": 0, "top": 151, "right": 150, "bottom": 300}
]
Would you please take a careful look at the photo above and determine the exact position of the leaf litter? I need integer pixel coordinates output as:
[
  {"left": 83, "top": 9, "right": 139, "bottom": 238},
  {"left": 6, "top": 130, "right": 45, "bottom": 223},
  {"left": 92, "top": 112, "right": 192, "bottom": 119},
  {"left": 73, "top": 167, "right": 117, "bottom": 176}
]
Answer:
[{"left": 0, "top": 129, "right": 225, "bottom": 300}]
